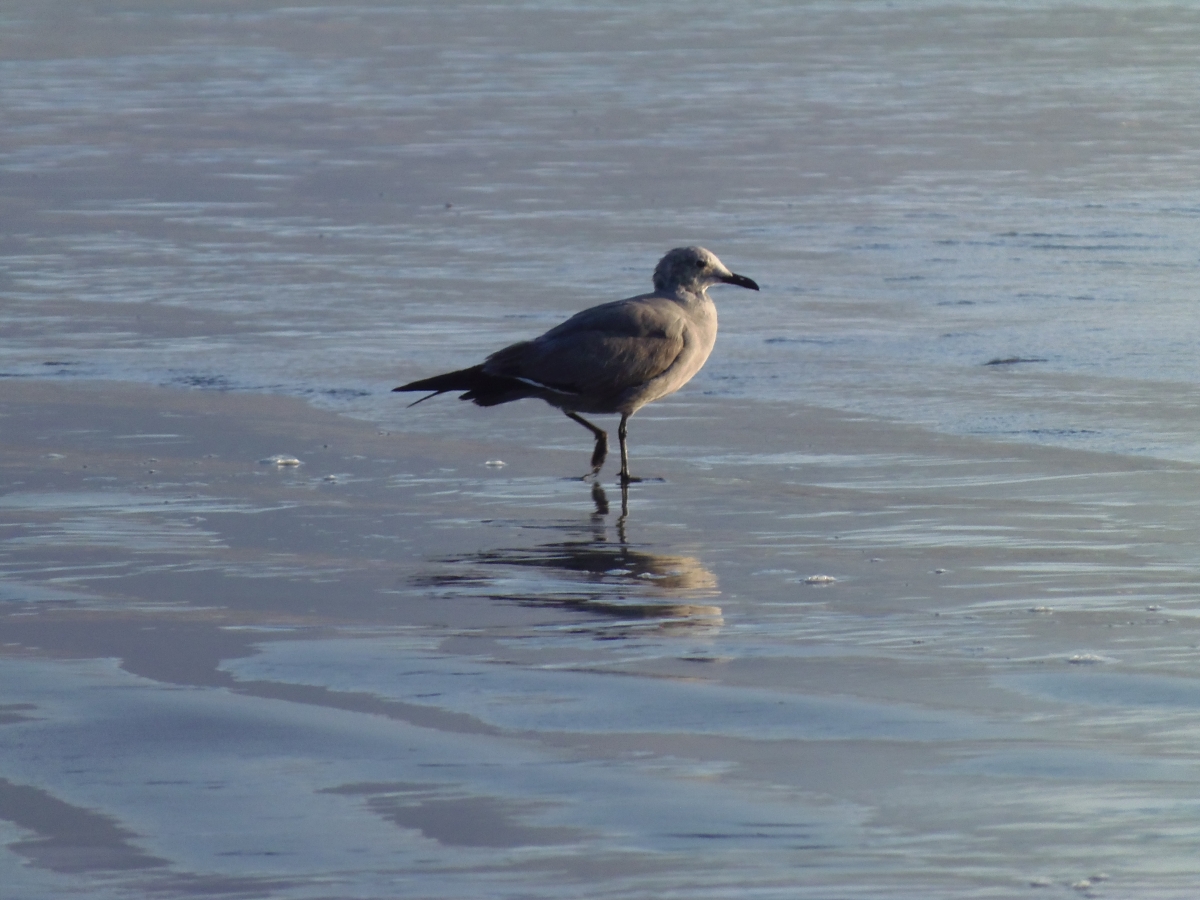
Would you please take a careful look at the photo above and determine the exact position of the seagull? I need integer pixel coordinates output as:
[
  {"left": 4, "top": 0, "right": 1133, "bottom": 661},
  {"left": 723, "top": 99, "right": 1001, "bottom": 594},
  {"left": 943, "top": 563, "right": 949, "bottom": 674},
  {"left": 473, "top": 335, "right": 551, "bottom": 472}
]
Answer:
[{"left": 394, "top": 246, "right": 759, "bottom": 483}]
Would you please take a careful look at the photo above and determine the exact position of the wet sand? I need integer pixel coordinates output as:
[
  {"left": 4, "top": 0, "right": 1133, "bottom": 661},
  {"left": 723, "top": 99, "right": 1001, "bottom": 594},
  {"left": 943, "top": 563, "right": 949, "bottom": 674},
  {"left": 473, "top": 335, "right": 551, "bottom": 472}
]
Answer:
[{"left": 5, "top": 378, "right": 1200, "bottom": 898}]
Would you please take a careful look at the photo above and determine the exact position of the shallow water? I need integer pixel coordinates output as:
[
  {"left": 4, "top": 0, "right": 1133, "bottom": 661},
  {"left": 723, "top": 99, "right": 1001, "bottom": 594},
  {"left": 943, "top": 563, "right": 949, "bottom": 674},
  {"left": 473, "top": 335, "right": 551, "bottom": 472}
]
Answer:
[
  {"left": 4, "top": 384, "right": 1200, "bottom": 898},
  {"left": 6, "top": 2, "right": 1200, "bottom": 456},
  {"left": 5, "top": 2, "right": 1200, "bottom": 898}
]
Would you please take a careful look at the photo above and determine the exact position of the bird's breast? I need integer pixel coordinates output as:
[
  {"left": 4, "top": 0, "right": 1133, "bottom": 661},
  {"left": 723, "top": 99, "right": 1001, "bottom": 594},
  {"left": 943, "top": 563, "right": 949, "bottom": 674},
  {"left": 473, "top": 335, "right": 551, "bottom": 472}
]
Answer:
[{"left": 618, "top": 300, "right": 717, "bottom": 413}]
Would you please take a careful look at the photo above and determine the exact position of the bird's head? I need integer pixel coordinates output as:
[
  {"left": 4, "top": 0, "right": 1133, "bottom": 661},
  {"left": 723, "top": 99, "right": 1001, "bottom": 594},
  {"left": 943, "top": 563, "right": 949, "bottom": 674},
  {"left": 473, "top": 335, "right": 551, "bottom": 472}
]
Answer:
[{"left": 653, "top": 246, "right": 759, "bottom": 296}]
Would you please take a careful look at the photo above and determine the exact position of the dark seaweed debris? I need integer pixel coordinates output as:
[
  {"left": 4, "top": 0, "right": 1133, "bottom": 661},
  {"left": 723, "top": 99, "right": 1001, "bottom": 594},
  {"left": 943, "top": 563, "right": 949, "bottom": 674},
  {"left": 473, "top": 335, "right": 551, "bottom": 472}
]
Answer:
[{"left": 984, "top": 356, "right": 1047, "bottom": 366}]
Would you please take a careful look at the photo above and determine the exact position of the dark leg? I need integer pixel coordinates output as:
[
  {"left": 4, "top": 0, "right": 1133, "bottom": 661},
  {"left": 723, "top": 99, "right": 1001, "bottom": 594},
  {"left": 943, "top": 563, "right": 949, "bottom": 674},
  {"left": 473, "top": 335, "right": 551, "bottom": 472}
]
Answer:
[
  {"left": 617, "top": 479, "right": 629, "bottom": 537},
  {"left": 618, "top": 414, "right": 642, "bottom": 484},
  {"left": 565, "top": 411, "right": 608, "bottom": 478}
]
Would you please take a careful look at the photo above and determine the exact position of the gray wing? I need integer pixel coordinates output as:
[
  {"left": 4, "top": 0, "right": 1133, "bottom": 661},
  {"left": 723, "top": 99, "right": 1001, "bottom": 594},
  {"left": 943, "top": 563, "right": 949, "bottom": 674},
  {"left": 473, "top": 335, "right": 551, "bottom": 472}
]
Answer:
[{"left": 482, "top": 296, "right": 686, "bottom": 400}]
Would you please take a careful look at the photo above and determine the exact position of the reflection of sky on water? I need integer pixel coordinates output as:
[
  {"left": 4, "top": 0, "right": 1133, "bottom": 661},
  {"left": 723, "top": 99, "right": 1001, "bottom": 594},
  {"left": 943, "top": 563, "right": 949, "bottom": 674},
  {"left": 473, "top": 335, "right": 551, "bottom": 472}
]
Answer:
[
  {"left": 5, "top": 383, "right": 1200, "bottom": 897},
  {"left": 3, "top": 655, "right": 868, "bottom": 898},
  {"left": 224, "top": 638, "right": 989, "bottom": 742}
]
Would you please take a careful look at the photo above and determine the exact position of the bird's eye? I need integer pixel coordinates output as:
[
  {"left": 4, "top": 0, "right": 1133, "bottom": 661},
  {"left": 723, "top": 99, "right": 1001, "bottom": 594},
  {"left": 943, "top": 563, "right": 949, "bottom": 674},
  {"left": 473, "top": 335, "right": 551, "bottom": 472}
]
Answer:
[{"left": 695, "top": 259, "right": 706, "bottom": 269}]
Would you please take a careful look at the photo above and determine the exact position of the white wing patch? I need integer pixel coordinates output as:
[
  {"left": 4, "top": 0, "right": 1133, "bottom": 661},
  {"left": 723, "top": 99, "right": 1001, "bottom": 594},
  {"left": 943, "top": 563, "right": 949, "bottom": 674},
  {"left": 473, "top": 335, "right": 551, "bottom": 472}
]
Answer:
[{"left": 514, "top": 376, "right": 579, "bottom": 396}]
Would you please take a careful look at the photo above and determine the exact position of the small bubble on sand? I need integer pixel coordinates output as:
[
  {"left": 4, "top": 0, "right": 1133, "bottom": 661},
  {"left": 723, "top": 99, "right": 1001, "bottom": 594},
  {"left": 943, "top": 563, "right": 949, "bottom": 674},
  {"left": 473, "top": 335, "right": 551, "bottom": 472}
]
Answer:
[
  {"left": 261, "top": 454, "right": 302, "bottom": 467},
  {"left": 484, "top": 459, "right": 507, "bottom": 468}
]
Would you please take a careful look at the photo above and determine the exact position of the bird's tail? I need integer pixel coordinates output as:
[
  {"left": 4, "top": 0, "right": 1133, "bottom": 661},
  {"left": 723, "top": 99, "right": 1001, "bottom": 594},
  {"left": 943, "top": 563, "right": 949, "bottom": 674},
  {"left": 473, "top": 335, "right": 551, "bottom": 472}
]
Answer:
[{"left": 393, "top": 365, "right": 530, "bottom": 408}]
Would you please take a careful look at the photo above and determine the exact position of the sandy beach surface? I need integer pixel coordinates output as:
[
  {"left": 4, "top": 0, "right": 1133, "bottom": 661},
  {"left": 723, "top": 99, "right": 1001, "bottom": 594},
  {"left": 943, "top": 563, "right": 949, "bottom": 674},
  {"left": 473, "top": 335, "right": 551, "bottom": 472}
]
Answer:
[{"left": 5, "top": 378, "right": 1200, "bottom": 898}]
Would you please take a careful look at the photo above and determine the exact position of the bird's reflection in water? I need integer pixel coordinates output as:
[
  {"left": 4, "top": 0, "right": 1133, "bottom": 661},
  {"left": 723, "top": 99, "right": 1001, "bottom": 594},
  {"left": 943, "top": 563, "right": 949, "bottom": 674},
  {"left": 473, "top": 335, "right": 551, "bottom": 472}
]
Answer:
[{"left": 425, "top": 483, "right": 721, "bottom": 634}]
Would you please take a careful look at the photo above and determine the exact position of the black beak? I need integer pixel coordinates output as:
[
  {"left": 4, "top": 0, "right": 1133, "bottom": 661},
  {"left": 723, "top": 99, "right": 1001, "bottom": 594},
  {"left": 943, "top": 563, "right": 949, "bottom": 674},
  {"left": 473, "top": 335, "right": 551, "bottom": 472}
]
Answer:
[{"left": 721, "top": 272, "right": 759, "bottom": 291}]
